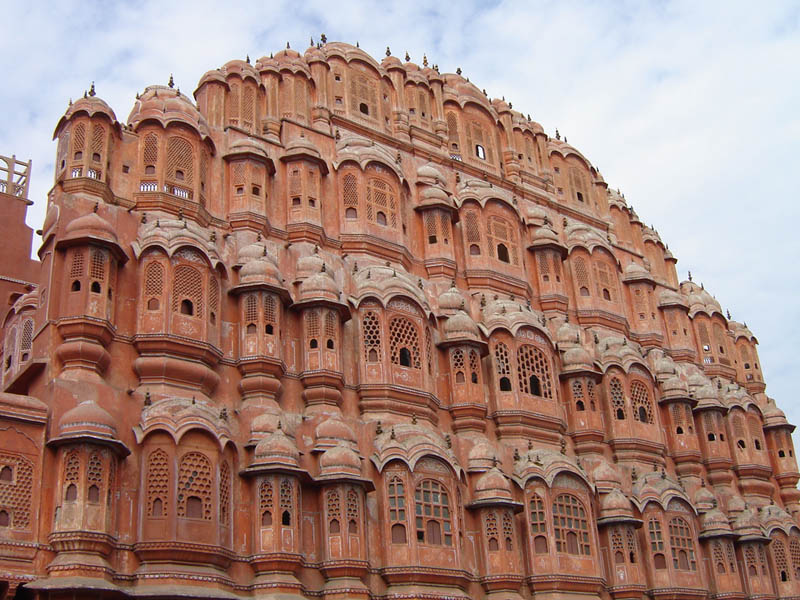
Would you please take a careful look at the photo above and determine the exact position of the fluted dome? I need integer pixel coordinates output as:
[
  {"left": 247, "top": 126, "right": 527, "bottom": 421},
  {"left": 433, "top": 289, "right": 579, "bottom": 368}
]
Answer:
[
  {"left": 58, "top": 399, "right": 118, "bottom": 440},
  {"left": 468, "top": 438, "right": 498, "bottom": 472},
  {"left": 699, "top": 508, "right": 732, "bottom": 538},
  {"left": 318, "top": 443, "right": 361, "bottom": 477},
  {"left": 443, "top": 310, "right": 481, "bottom": 341},
  {"left": 298, "top": 269, "right": 340, "bottom": 302},
  {"left": 315, "top": 417, "right": 356, "bottom": 446},
  {"left": 562, "top": 345, "right": 593, "bottom": 369},
  {"left": 438, "top": 283, "right": 465, "bottom": 312},
  {"left": 693, "top": 484, "right": 716, "bottom": 512},
  {"left": 127, "top": 85, "right": 211, "bottom": 142},
  {"left": 473, "top": 467, "right": 513, "bottom": 503},
  {"left": 54, "top": 91, "right": 118, "bottom": 136},
  {"left": 598, "top": 489, "right": 637, "bottom": 524},
  {"left": 592, "top": 460, "right": 621, "bottom": 489},
  {"left": 64, "top": 211, "right": 117, "bottom": 242},
  {"left": 254, "top": 426, "right": 300, "bottom": 467}
]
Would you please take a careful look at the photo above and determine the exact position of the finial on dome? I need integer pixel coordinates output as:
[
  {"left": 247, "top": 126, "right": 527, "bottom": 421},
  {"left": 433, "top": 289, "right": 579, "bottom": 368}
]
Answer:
[
  {"left": 456, "top": 67, "right": 462, "bottom": 75},
  {"left": 411, "top": 413, "right": 417, "bottom": 424},
  {"left": 144, "top": 391, "right": 151, "bottom": 406},
  {"left": 386, "top": 46, "right": 391, "bottom": 56},
  {"left": 93, "top": 202, "right": 98, "bottom": 213},
  {"left": 352, "top": 262, "right": 358, "bottom": 273},
  {"left": 320, "top": 33, "right": 327, "bottom": 44},
  {"left": 701, "top": 282, "right": 704, "bottom": 289},
  {"left": 564, "top": 136, "right": 567, "bottom": 143},
  {"left": 555, "top": 128, "right": 561, "bottom": 140},
  {"left": 688, "top": 270, "right": 692, "bottom": 281},
  {"left": 631, "top": 466, "right": 638, "bottom": 482},
  {"left": 262, "top": 245, "right": 267, "bottom": 257},
  {"left": 321, "top": 262, "right": 326, "bottom": 273},
  {"left": 560, "top": 438, "right": 566, "bottom": 454},
  {"left": 405, "top": 51, "right": 410, "bottom": 61},
  {"left": 376, "top": 420, "right": 383, "bottom": 435},
  {"left": 246, "top": 54, "right": 251, "bottom": 63},
  {"left": 89, "top": 82, "right": 96, "bottom": 97},
  {"left": 661, "top": 467, "right": 666, "bottom": 479},
  {"left": 168, "top": 74, "right": 174, "bottom": 88},
  {"left": 513, "top": 447, "right": 520, "bottom": 461},
  {"left": 727, "top": 309, "right": 731, "bottom": 320},
  {"left": 277, "top": 419, "right": 282, "bottom": 429},
  {"left": 310, "top": 36, "right": 314, "bottom": 46},
  {"left": 270, "top": 52, "right": 273, "bottom": 58},
  {"left": 390, "top": 427, "right": 396, "bottom": 440},
  {"left": 445, "top": 434, "right": 451, "bottom": 449},
  {"left": 423, "top": 54, "right": 428, "bottom": 67},
  {"left": 286, "top": 41, "right": 290, "bottom": 49},
  {"left": 356, "top": 41, "right": 359, "bottom": 48},
  {"left": 83, "top": 90, "right": 88, "bottom": 99},
  {"left": 256, "top": 231, "right": 261, "bottom": 241}
]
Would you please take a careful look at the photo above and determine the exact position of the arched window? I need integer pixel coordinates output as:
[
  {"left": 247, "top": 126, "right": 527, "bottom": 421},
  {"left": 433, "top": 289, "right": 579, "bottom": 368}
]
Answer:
[
  {"left": 259, "top": 479, "right": 273, "bottom": 526},
  {"left": 451, "top": 348, "right": 465, "bottom": 384},
  {"left": 173, "top": 265, "right": 203, "bottom": 318},
  {"left": 306, "top": 310, "right": 320, "bottom": 350},
  {"left": 574, "top": 257, "right": 590, "bottom": 296},
  {"left": 609, "top": 377, "right": 626, "bottom": 420},
  {"left": 612, "top": 528, "right": 625, "bottom": 564},
  {"left": 346, "top": 489, "right": 359, "bottom": 534},
  {"left": 668, "top": 517, "right": 696, "bottom": 571},
  {"left": 487, "top": 216, "right": 518, "bottom": 266},
  {"left": 713, "top": 540, "right": 726, "bottom": 573},
  {"left": 774, "top": 538, "right": 790, "bottom": 581},
  {"left": 485, "top": 511, "right": 499, "bottom": 551},
  {"left": 469, "top": 350, "right": 481, "bottom": 384},
  {"left": 0, "top": 466, "right": 11, "bottom": 482},
  {"left": 553, "top": 494, "right": 590, "bottom": 555},
  {"left": 342, "top": 172, "right": 359, "bottom": 219},
  {"left": 630, "top": 381, "right": 654, "bottom": 424},
  {"left": 648, "top": 518, "right": 667, "bottom": 569},
  {"left": 279, "top": 478, "right": 293, "bottom": 527},
  {"left": 366, "top": 177, "right": 397, "bottom": 228},
  {"left": 86, "top": 451, "right": 103, "bottom": 503},
  {"left": 529, "top": 493, "right": 548, "bottom": 553},
  {"left": 166, "top": 136, "right": 194, "bottom": 187},
  {"left": 502, "top": 510, "right": 514, "bottom": 551},
  {"left": 494, "top": 342, "right": 512, "bottom": 391},
  {"left": 177, "top": 452, "right": 212, "bottom": 520},
  {"left": 594, "top": 261, "right": 617, "bottom": 301},
  {"left": 363, "top": 311, "right": 382, "bottom": 363},
  {"left": 446, "top": 112, "right": 460, "bottom": 150},
  {"left": 63, "top": 450, "right": 80, "bottom": 502},
  {"left": 144, "top": 261, "right": 164, "bottom": 311},
  {"left": 388, "top": 475, "right": 407, "bottom": 543},
  {"left": 789, "top": 536, "right": 800, "bottom": 579},
  {"left": 517, "top": 344, "right": 553, "bottom": 399},
  {"left": 389, "top": 316, "right": 421, "bottom": 369},
  {"left": 463, "top": 209, "right": 482, "bottom": 255},
  {"left": 219, "top": 460, "right": 231, "bottom": 527},
  {"left": 414, "top": 479, "right": 452, "bottom": 546},
  {"left": 327, "top": 489, "right": 341, "bottom": 534},
  {"left": 264, "top": 294, "right": 277, "bottom": 335},
  {"left": 146, "top": 449, "right": 169, "bottom": 518}
]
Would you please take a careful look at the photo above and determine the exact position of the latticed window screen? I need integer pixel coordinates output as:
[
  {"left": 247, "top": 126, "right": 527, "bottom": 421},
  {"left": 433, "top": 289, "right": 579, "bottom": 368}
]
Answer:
[
  {"left": 466, "top": 120, "right": 493, "bottom": 163},
  {"left": 64, "top": 450, "right": 80, "bottom": 490},
  {"left": 87, "top": 451, "right": 103, "bottom": 497},
  {"left": 610, "top": 377, "right": 626, "bottom": 418},
  {"left": 20, "top": 320, "right": 33, "bottom": 353},
  {"left": 242, "top": 85, "right": 255, "bottom": 129},
  {"left": 293, "top": 78, "right": 306, "bottom": 119},
  {"left": 699, "top": 323, "right": 711, "bottom": 349},
  {"left": 264, "top": 294, "right": 277, "bottom": 328},
  {"left": 414, "top": 479, "right": 452, "bottom": 546},
  {"left": 173, "top": 265, "right": 203, "bottom": 316},
  {"left": 306, "top": 310, "right": 320, "bottom": 343},
  {"left": 713, "top": 323, "right": 727, "bottom": 352},
  {"left": 744, "top": 545, "right": 758, "bottom": 575},
  {"left": 569, "top": 167, "right": 587, "bottom": 201},
  {"left": 91, "top": 124, "right": 105, "bottom": 157},
  {"left": 648, "top": 518, "right": 664, "bottom": 552},
  {"left": 280, "top": 478, "right": 293, "bottom": 523},
  {"left": 487, "top": 216, "right": 519, "bottom": 265},
  {"left": 553, "top": 494, "right": 591, "bottom": 555},
  {"left": 326, "top": 489, "right": 341, "bottom": 531},
  {"left": 209, "top": 278, "right": 219, "bottom": 319},
  {"left": 245, "top": 294, "right": 258, "bottom": 326},
  {"left": 90, "top": 247, "right": 106, "bottom": 281},
  {"left": 446, "top": 112, "right": 459, "bottom": 148},
  {"left": 775, "top": 539, "right": 790, "bottom": 579},
  {"left": 469, "top": 350, "right": 481, "bottom": 384},
  {"left": 346, "top": 489, "right": 359, "bottom": 532},
  {"left": 0, "top": 453, "right": 33, "bottom": 529},
  {"left": 227, "top": 83, "right": 240, "bottom": 124},
  {"left": 494, "top": 342, "right": 511, "bottom": 388},
  {"left": 146, "top": 449, "right": 169, "bottom": 517},
  {"left": 626, "top": 527, "right": 638, "bottom": 562},
  {"left": 144, "top": 262, "right": 164, "bottom": 300},
  {"left": 516, "top": 344, "right": 553, "bottom": 398},
  {"left": 789, "top": 537, "right": 800, "bottom": 577},
  {"left": 259, "top": 479, "right": 273, "bottom": 525},
  {"left": 464, "top": 210, "right": 482, "bottom": 250},
  {"left": 342, "top": 173, "right": 359, "bottom": 215},
  {"left": 748, "top": 411, "right": 764, "bottom": 448},
  {"left": 143, "top": 133, "right": 158, "bottom": 166},
  {"left": 574, "top": 257, "right": 590, "bottom": 291},
  {"left": 572, "top": 380, "right": 584, "bottom": 402},
  {"left": 166, "top": 137, "right": 194, "bottom": 184},
  {"left": 70, "top": 249, "right": 85, "bottom": 279},
  {"left": 349, "top": 73, "right": 377, "bottom": 116},
  {"left": 485, "top": 511, "right": 499, "bottom": 550},
  {"left": 732, "top": 411, "right": 746, "bottom": 440},
  {"left": 177, "top": 452, "right": 213, "bottom": 520},
  {"left": 451, "top": 348, "right": 465, "bottom": 382},
  {"left": 389, "top": 316, "right": 421, "bottom": 369},
  {"left": 725, "top": 539, "right": 737, "bottom": 572},
  {"left": 72, "top": 123, "right": 86, "bottom": 157},
  {"left": 612, "top": 528, "right": 624, "bottom": 561},
  {"left": 631, "top": 381, "right": 654, "bottom": 424},
  {"left": 712, "top": 540, "right": 726, "bottom": 573},
  {"left": 669, "top": 517, "right": 696, "bottom": 570},
  {"left": 219, "top": 460, "right": 231, "bottom": 526},
  {"left": 502, "top": 511, "right": 514, "bottom": 550},
  {"left": 362, "top": 311, "right": 382, "bottom": 362},
  {"left": 594, "top": 261, "right": 616, "bottom": 300},
  {"left": 366, "top": 178, "right": 397, "bottom": 228},
  {"left": 325, "top": 311, "right": 337, "bottom": 345}
]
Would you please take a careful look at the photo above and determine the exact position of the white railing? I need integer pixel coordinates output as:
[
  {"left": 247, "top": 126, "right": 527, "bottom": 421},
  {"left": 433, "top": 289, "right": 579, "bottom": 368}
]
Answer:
[
  {"left": 71, "top": 167, "right": 82, "bottom": 178},
  {"left": 139, "top": 181, "right": 158, "bottom": 192},
  {"left": 87, "top": 168, "right": 100, "bottom": 179}
]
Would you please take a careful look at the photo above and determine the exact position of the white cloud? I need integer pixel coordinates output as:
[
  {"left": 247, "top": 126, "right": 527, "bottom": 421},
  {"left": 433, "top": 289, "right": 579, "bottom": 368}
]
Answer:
[{"left": 2, "top": 0, "right": 798, "bottom": 446}]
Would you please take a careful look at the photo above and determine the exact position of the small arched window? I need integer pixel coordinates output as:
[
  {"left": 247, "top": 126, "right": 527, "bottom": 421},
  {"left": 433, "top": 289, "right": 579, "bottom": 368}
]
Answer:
[
  {"left": 180, "top": 299, "right": 193, "bottom": 315},
  {"left": 668, "top": 517, "right": 697, "bottom": 571},
  {"left": 497, "top": 243, "right": 510, "bottom": 263},
  {"left": 553, "top": 494, "right": 590, "bottom": 555},
  {"left": 414, "top": 479, "right": 453, "bottom": 546},
  {"left": 388, "top": 475, "right": 407, "bottom": 543},
  {"left": 475, "top": 144, "right": 486, "bottom": 160}
]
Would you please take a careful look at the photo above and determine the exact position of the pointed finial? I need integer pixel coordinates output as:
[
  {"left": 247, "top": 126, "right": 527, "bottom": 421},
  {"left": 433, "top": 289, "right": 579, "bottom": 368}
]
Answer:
[
  {"left": 631, "top": 466, "right": 638, "bottom": 482},
  {"left": 411, "top": 413, "right": 417, "bottom": 424},
  {"left": 270, "top": 52, "right": 273, "bottom": 59},
  {"left": 356, "top": 41, "right": 360, "bottom": 48},
  {"left": 256, "top": 231, "right": 261, "bottom": 241},
  {"left": 376, "top": 420, "right": 383, "bottom": 435},
  {"left": 168, "top": 74, "right": 174, "bottom": 88},
  {"left": 89, "top": 82, "right": 96, "bottom": 97},
  {"left": 310, "top": 37, "right": 314, "bottom": 46},
  {"left": 688, "top": 270, "right": 692, "bottom": 281},
  {"left": 560, "top": 438, "right": 566, "bottom": 454},
  {"left": 93, "top": 203, "right": 98, "bottom": 213},
  {"left": 390, "top": 427, "right": 396, "bottom": 440},
  {"left": 321, "top": 262, "right": 326, "bottom": 272},
  {"left": 286, "top": 41, "right": 290, "bottom": 49},
  {"left": 83, "top": 90, "right": 88, "bottom": 99},
  {"left": 353, "top": 262, "right": 358, "bottom": 273},
  {"left": 192, "top": 396, "right": 196, "bottom": 404},
  {"left": 514, "top": 447, "right": 520, "bottom": 461},
  {"left": 727, "top": 310, "right": 731, "bottom": 320},
  {"left": 661, "top": 467, "right": 666, "bottom": 479},
  {"left": 386, "top": 46, "right": 391, "bottom": 57},
  {"left": 423, "top": 54, "right": 428, "bottom": 67},
  {"left": 144, "top": 391, "right": 151, "bottom": 406},
  {"left": 69, "top": 97, "right": 73, "bottom": 106},
  {"left": 555, "top": 128, "right": 561, "bottom": 140},
  {"left": 405, "top": 51, "right": 410, "bottom": 61},
  {"left": 246, "top": 54, "right": 251, "bottom": 64},
  {"left": 445, "top": 434, "right": 452, "bottom": 449},
  {"left": 456, "top": 67, "right": 462, "bottom": 75},
  {"left": 320, "top": 33, "right": 327, "bottom": 44},
  {"left": 277, "top": 419, "right": 282, "bottom": 430}
]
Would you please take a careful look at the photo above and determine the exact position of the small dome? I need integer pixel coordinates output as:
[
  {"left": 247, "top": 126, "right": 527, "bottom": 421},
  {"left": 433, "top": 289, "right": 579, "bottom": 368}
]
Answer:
[
  {"left": 254, "top": 426, "right": 300, "bottom": 467},
  {"left": 58, "top": 399, "right": 118, "bottom": 441},
  {"left": 562, "top": 346, "right": 593, "bottom": 369},
  {"left": 315, "top": 418, "right": 356, "bottom": 445},
  {"left": 55, "top": 92, "right": 118, "bottom": 137},
  {"left": 250, "top": 412, "right": 279, "bottom": 436},
  {"left": 727, "top": 494, "right": 746, "bottom": 515},
  {"left": 623, "top": 261, "right": 652, "bottom": 281},
  {"left": 658, "top": 288, "right": 688, "bottom": 308},
  {"left": 284, "top": 135, "right": 322, "bottom": 159},
  {"left": 700, "top": 508, "right": 732, "bottom": 536},
  {"left": 225, "top": 137, "right": 270, "bottom": 161},
  {"left": 64, "top": 210, "right": 118, "bottom": 243},
  {"left": 693, "top": 484, "right": 716, "bottom": 512},
  {"left": 474, "top": 467, "right": 513, "bottom": 502},
  {"left": 416, "top": 162, "right": 445, "bottom": 183},
  {"left": 296, "top": 251, "right": 326, "bottom": 277},
  {"left": 438, "top": 284, "right": 465, "bottom": 312},
  {"left": 128, "top": 85, "right": 211, "bottom": 142},
  {"left": 299, "top": 269, "right": 340, "bottom": 301},
  {"left": 468, "top": 438, "right": 497, "bottom": 471},
  {"left": 443, "top": 310, "right": 481, "bottom": 341},
  {"left": 524, "top": 203, "right": 547, "bottom": 222},
  {"left": 532, "top": 224, "right": 560, "bottom": 244},
  {"left": 661, "top": 376, "right": 689, "bottom": 397},
  {"left": 319, "top": 443, "right": 361, "bottom": 476},
  {"left": 600, "top": 488, "right": 633, "bottom": 512},
  {"left": 592, "top": 460, "right": 621, "bottom": 487}
]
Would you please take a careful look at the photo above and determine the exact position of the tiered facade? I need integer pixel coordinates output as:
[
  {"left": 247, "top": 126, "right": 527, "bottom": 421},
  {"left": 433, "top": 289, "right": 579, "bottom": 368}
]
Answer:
[{"left": 0, "top": 41, "right": 798, "bottom": 600}]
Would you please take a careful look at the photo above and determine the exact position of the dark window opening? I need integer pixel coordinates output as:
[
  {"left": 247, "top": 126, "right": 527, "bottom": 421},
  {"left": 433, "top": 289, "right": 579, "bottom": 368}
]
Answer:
[
  {"left": 719, "top": 346, "right": 725, "bottom": 354},
  {"left": 186, "top": 496, "right": 203, "bottom": 518},
  {"left": 576, "top": 192, "right": 584, "bottom": 202},
  {"left": 71, "top": 280, "right": 81, "bottom": 292},
  {"left": 779, "top": 450, "right": 786, "bottom": 457},
  {"left": 122, "top": 164, "right": 129, "bottom": 173},
  {"left": 252, "top": 186, "right": 260, "bottom": 196},
  {"left": 499, "top": 376, "right": 512, "bottom": 392},
  {"left": 282, "top": 510, "right": 291, "bottom": 526},
  {"left": 88, "top": 484, "right": 100, "bottom": 503},
  {"left": 469, "top": 244, "right": 481, "bottom": 256},
  {"left": 720, "top": 433, "right": 725, "bottom": 441},
  {"left": 329, "top": 518, "right": 340, "bottom": 534},
  {"left": 497, "top": 243, "right": 510, "bottom": 263},
  {"left": 91, "top": 281, "right": 101, "bottom": 293},
  {"left": 327, "top": 339, "right": 335, "bottom": 349},
  {"left": 638, "top": 406, "right": 648, "bottom": 423},
  {"left": 180, "top": 299, "right": 194, "bottom": 315},
  {"left": 754, "top": 439, "right": 761, "bottom": 450},
  {"left": 630, "top": 551, "right": 636, "bottom": 563},
  {"left": 61, "top": 159, "right": 66, "bottom": 169},
  {"left": 0, "top": 510, "right": 9, "bottom": 527},
  {"left": 616, "top": 408, "right": 625, "bottom": 420},
  {"left": 309, "top": 198, "right": 316, "bottom": 207},
  {"left": 475, "top": 144, "right": 486, "bottom": 160},
  {"left": 359, "top": 102, "right": 369, "bottom": 115},
  {"left": 471, "top": 372, "right": 478, "bottom": 384},
  {"left": 744, "top": 362, "right": 750, "bottom": 369},
  {"left": 392, "top": 523, "right": 407, "bottom": 543},
  {"left": 261, "top": 510, "right": 272, "bottom": 526},
  {"left": 455, "top": 371, "right": 465, "bottom": 383},
  {"left": 376, "top": 211, "right": 387, "bottom": 226},
  {"left": 246, "top": 323, "right": 257, "bottom": 334},
  {"left": 529, "top": 375, "right": 541, "bottom": 396},
  {"left": 580, "top": 286, "right": 590, "bottom": 296},
  {"left": 92, "top": 152, "right": 101, "bottom": 162},
  {"left": 781, "top": 571, "right": 788, "bottom": 582},
  {"left": 266, "top": 324, "right": 274, "bottom": 334},
  {"left": 737, "top": 439, "right": 746, "bottom": 449},
  {"left": 65, "top": 483, "right": 78, "bottom": 501},
  {"left": 0, "top": 466, "right": 12, "bottom": 482},
  {"left": 210, "top": 311, "right": 216, "bottom": 324},
  {"left": 534, "top": 535, "right": 548, "bottom": 554},
  {"left": 576, "top": 400, "right": 585, "bottom": 411},
  {"left": 428, "top": 235, "right": 437, "bottom": 244},
  {"left": 175, "top": 169, "right": 184, "bottom": 181},
  {"left": 346, "top": 207, "right": 357, "bottom": 219},
  {"left": 602, "top": 288, "right": 611, "bottom": 301},
  {"left": 505, "top": 536, "right": 513, "bottom": 551},
  {"left": 74, "top": 151, "right": 83, "bottom": 160},
  {"left": 145, "top": 165, "right": 155, "bottom": 174},
  {"left": 310, "top": 338, "right": 318, "bottom": 349},
  {"left": 654, "top": 553, "right": 667, "bottom": 569},
  {"left": 676, "top": 426, "right": 684, "bottom": 435},
  {"left": 292, "top": 197, "right": 301, "bottom": 206},
  {"left": 399, "top": 347, "right": 412, "bottom": 367}
]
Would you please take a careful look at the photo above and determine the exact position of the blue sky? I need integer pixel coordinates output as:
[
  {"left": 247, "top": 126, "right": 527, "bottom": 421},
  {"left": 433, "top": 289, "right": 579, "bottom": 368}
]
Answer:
[{"left": 1, "top": 0, "right": 799, "bottom": 442}]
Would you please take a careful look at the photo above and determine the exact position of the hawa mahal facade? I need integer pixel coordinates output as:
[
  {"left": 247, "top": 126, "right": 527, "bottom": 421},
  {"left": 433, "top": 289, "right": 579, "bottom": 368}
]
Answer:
[{"left": 0, "top": 41, "right": 797, "bottom": 600}]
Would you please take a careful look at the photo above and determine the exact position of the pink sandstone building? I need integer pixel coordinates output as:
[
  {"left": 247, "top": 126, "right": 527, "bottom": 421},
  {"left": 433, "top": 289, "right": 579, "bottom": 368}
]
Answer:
[{"left": 0, "top": 41, "right": 797, "bottom": 600}]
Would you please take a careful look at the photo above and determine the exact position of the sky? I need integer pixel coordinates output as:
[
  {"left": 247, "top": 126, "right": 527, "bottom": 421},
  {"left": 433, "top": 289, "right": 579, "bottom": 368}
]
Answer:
[{"left": 1, "top": 1, "right": 798, "bottom": 443}]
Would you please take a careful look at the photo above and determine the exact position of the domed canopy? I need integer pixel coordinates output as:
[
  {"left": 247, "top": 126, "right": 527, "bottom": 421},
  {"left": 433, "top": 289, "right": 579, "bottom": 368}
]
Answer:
[
  {"left": 49, "top": 399, "right": 129, "bottom": 456},
  {"left": 318, "top": 443, "right": 362, "bottom": 478},
  {"left": 441, "top": 310, "right": 484, "bottom": 348},
  {"left": 469, "top": 467, "right": 520, "bottom": 510},
  {"left": 53, "top": 90, "right": 119, "bottom": 138},
  {"left": 438, "top": 283, "right": 465, "bottom": 313},
  {"left": 230, "top": 243, "right": 291, "bottom": 302},
  {"left": 561, "top": 345, "right": 594, "bottom": 372},
  {"left": 56, "top": 210, "right": 128, "bottom": 263},
  {"left": 253, "top": 426, "right": 300, "bottom": 468},
  {"left": 699, "top": 508, "right": 733, "bottom": 539},
  {"left": 127, "top": 85, "right": 213, "bottom": 148},
  {"left": 280, "top": 135, "right": 328, "bottom": 174},
  {"left": 597, "top": 489, "right": 639, "bottom": 525},
  {"left": 314, "top": 417, "right": 356, "bottom": 447},
  {"left": 467, "top": 437, "right": 498, "bottom": 472},
  {"left": 224, "top": 138, "right": 275, "bottom": 173}
]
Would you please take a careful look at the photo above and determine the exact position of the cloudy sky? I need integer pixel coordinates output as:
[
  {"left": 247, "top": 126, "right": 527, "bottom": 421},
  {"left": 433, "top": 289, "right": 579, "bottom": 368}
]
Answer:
[{"left": 2, "top": 1, "right": 798, "bottom": 439}]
